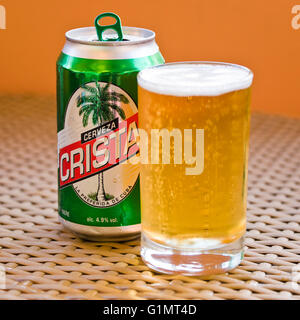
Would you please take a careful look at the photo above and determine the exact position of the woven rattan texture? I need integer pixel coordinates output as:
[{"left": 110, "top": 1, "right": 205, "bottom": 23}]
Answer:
[{"left": 0, "top": 95, "right": 299, "bottom": 300}]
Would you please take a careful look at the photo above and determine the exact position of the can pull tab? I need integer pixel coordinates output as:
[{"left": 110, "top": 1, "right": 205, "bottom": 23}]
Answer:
[{"left": 95, "top": 12, "right": 124, "bottom": 41}]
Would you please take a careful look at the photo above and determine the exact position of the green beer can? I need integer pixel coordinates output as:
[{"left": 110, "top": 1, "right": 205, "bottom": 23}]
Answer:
[{"left": 57, "top": 13, "right": 165, "bottom": 241}]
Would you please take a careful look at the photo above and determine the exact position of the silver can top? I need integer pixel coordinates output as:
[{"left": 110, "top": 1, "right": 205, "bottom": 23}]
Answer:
[
  {"left": 66, "top": 26, "right": 155, "bottom": 46},
  {"left": 63, "top": 26, "right": 160, "bottom": 60}
]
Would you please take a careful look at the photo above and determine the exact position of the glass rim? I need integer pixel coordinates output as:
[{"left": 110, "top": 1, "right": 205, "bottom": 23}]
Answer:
[{"left": 137, "top": 61, "right": 253, "bottom": 97}]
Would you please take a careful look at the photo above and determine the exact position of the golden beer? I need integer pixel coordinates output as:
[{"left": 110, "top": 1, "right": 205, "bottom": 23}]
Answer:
[{"left": 138, "top": 62, "right": 253, "bottom": 275}]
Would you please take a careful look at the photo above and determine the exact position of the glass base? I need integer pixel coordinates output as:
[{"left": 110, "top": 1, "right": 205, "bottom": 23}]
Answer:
[{"left": 141, "top": 234, "right": 244, "bottom": 276}]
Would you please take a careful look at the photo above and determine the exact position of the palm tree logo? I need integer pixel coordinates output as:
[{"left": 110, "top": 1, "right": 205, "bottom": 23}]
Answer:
[{"left": 76, "top": 81, "right": 129, "bottom": 202}]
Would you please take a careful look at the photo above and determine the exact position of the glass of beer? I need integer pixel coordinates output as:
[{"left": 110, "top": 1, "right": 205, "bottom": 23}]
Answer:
[{"left": 137, "top": 62, "right": 253, "bottom": 275}]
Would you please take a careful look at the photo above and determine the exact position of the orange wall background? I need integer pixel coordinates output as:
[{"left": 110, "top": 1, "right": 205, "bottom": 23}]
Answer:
[{"left": 0, "top": 0, "right": 299, "bottom": 117}]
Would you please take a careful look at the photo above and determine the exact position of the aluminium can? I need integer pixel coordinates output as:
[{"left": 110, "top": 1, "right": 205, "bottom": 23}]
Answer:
[{"left": 57, "top": 25, "right": 165, "bottom": 241}]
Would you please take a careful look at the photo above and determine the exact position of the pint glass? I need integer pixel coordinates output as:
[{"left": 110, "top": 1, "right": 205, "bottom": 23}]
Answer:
[{"left": 137, "top": 62, "right": 253, "bottom": 275}]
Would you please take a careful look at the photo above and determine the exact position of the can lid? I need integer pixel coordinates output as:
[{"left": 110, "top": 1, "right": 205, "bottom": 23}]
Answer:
[
  {"left": 66, "top": 26, "right": 155, "bottom": 46},
  {"left": 94, "top": 12, "right": 124, "bottom": 41}
]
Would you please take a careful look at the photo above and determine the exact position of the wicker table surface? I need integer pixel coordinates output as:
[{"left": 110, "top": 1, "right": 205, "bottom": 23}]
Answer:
[{"left": 0, "top": 95, "right": 299, "bottom": 300}]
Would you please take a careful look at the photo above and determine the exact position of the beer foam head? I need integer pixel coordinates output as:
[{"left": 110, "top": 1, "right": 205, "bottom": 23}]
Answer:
[{"left": 138, "top": 62, "right": 253, "bottom": 96}]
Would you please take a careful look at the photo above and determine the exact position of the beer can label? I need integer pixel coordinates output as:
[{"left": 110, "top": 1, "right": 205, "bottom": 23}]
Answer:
[{"left": 58, "top": 80, "right": 140, "bottom": 227}]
